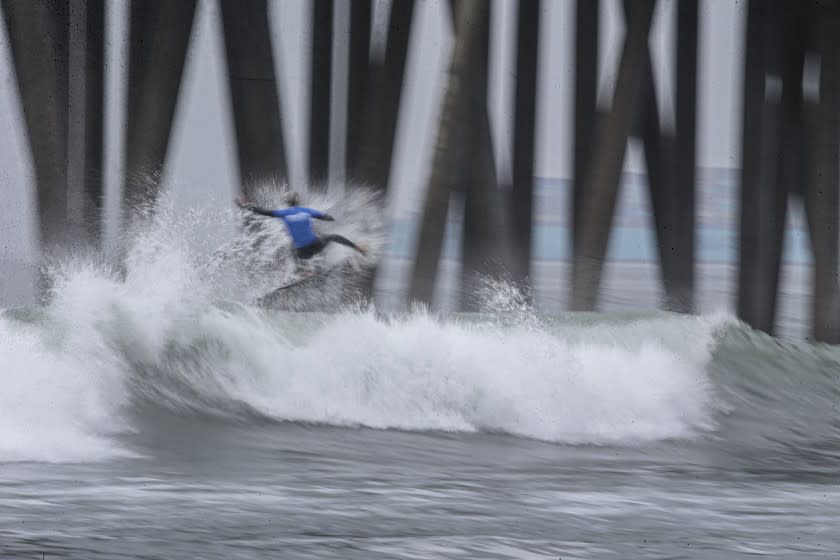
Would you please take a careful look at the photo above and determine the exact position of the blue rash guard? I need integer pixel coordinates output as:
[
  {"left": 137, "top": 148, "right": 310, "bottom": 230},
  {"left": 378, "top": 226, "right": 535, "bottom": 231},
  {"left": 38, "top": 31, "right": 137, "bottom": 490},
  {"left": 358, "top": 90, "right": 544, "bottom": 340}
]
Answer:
[{"left": 268, "top": 206, "right": 328, "bottom": 248}]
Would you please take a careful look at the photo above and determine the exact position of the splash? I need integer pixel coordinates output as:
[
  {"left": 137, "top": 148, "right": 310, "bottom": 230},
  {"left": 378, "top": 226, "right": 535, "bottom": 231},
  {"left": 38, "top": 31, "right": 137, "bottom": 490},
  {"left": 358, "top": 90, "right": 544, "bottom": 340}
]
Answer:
[
  {"left": 0, "top": 300, "right": 133, "bottom": 463},
  {"left": 118, "top": 183, "right": 385, "bottom": 306},
  {"left": 204, "top": 309, "right": 722, "bottom": 442},
  {"left": 0, "top": 189, "right": 732, "bottom": 462}
]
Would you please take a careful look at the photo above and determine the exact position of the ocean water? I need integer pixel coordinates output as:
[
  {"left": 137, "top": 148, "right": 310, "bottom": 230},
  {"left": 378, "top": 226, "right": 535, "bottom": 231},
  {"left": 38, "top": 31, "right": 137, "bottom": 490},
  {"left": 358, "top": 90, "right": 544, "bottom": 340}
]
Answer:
[{"left": 1, "top": 189, "right": 839, "bottom": 558}]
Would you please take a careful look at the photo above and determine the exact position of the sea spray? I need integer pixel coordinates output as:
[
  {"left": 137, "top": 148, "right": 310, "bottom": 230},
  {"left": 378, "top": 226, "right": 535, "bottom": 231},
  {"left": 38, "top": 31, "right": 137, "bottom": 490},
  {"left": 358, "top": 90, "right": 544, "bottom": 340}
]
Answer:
[
  {"left": 0, "top": 293, "right": 134, "bottom": 463},
  {"left": 228, "top": 308, "right": 721, "bottom": 442},
  {"left": 0, "top": 191, "right": 729, "bottom": 462}
]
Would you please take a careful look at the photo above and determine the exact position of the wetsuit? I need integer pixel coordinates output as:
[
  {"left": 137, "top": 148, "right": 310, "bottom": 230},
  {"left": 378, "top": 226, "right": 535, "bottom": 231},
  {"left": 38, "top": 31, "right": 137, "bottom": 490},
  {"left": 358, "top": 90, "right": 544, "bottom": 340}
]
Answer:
[{"left": 244, "top": 205, "right": 361, "bottom": 259}]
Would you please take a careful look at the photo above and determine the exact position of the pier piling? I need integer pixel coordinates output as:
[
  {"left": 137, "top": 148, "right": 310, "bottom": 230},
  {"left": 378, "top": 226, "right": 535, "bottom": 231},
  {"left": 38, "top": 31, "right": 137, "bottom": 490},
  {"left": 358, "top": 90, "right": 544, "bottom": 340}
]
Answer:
[
  {"left": 122, "top": 0, "right": 196, "bottom": 225},
  {"left": 308, "top": 0, "right": 333, "bottom": 189},
  {"left": 2, "top": 0, "right": 70, "bottom": 249},
  {"left": 571, "top": 0, "right": 656, "bottom": 311},
  {"left": 220, "top": 0, "right": 288, "bottom": 197}
]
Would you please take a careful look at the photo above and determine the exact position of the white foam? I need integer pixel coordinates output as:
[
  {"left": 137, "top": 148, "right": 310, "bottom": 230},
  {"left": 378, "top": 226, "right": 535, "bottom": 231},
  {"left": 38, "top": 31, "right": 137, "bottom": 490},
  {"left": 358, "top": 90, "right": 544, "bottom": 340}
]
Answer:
[
  {"left": 0, "top": 313, "right": 132, "bottom": 463},
  {"left": 226, "top": 310, "right": 720, "bottom": 443},
  {"left": 0, "top": 195, "right": 725, "bottom": 462}
]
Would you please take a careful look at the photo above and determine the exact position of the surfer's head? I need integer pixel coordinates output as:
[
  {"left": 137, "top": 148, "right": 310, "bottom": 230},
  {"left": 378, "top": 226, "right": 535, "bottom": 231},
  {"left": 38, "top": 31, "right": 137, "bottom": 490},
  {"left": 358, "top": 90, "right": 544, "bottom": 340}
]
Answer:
[{"left": 286, "top": 192, "right": 300, "bottom": 206}]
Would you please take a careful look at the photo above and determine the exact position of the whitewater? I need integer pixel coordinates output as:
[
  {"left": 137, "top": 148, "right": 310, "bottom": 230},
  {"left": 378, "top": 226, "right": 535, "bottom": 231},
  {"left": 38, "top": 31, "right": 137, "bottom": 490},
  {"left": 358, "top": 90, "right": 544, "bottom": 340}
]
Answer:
[{"left": 2, "top": 189, "right": 840, "bottom": 558}]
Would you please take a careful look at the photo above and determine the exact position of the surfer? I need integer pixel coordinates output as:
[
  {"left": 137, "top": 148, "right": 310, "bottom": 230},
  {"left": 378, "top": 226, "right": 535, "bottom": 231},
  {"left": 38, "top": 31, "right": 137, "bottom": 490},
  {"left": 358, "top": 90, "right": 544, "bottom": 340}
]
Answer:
[{"left": 235, "top": 193, "right": 367, "bottom": 262}]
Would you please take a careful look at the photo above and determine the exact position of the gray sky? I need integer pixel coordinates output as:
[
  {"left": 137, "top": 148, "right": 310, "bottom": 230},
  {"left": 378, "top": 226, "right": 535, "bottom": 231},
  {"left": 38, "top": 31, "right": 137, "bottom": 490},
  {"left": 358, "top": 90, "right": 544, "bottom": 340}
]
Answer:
[{"left": 0, "top": 0, "right": 745, "bottom": 266}]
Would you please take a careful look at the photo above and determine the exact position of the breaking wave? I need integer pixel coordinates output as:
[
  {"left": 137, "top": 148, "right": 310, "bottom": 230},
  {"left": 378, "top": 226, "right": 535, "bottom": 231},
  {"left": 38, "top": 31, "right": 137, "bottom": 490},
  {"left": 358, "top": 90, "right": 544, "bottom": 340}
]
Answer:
[{"left": 1, "top": 191, "right": 838, "bottom": 465}]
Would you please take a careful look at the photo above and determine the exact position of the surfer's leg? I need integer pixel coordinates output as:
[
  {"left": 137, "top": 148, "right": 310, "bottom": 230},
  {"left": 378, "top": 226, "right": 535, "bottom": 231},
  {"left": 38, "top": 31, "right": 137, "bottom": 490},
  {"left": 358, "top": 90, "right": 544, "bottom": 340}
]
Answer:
[
  {"left": 295, "top": 239, "right": 326, "bottom": 260},
  {"left": 322, "top": 234, "right": 367, "bottom": 256},
  {"left": 290, "top": 241, "right": 323, "bottom": 277}
]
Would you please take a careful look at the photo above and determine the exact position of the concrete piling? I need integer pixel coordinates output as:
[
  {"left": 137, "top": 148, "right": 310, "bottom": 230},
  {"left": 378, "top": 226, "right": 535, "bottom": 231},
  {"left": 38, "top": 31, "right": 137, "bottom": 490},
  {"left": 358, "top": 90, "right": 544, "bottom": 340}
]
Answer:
[
  {"left": 308, "top": 0, "right": 333, "bottom": 188},
  {"left": 2, "top": 0, "right": 70, "bottom": 250},
  {"left": 804, "top": 1, "right": 840, "bottom": 343},
  {"left": 6, "top": 0, "right": 840, "bottom": 342},
  {"left": 736, "top": 0, "right": 787, "bottom": 335},
  {"left": 220, "top": 0, "right": 288, "bottom": 197},
  {"left": 408, "top": 0, "right": 486, "bottom": 307},
  {"left": 344, "top": 0, "right": 372, "bottom": 180},
  {"left": 510, "top": 0, "right": 540, "bottom": 296},
  {"left": 571, "top": 0, "right": 599, "bottom": 252},
  {"left": 571, "top": 0, "right": 656, "bottom": 311},
  {"left": 122, "top": 0, "right": 196, "bottom": 226}
]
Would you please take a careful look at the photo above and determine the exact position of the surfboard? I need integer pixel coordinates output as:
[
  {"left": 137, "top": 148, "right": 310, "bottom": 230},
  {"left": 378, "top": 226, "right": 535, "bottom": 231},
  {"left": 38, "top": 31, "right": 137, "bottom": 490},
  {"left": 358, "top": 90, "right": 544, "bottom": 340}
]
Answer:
[{"left": 253, "top": 269, "right": 327, "bottom": 307}]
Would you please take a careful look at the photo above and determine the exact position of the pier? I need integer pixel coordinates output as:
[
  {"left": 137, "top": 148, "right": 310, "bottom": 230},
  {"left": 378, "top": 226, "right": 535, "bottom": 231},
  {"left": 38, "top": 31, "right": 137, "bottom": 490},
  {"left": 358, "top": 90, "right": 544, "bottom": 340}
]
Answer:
[{"left": 1, "top": 0, "right": 839, "bottom": 341}]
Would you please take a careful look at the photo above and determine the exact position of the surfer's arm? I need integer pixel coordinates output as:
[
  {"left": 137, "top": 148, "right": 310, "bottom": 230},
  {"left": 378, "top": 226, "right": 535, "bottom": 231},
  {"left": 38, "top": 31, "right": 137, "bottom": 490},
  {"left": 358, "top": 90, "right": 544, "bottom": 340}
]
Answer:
[
  {"left": 235, "top": 198, "right": 334, "bottom": 221},
  {"left": 302, "top": 207, "right": 335, "bottom": 221},
  {"left": 235, "top": 196, "right": 276, "bottom": 217},
  {"left": 264, "top": 206, "right": 329, "bottom": 219},
  {"left": 244, "top": 205, "right": 277, "bottom": 218},
  {"left": 267, "top": 207, "right": 296, "bottom": 218},
  {"left": 250, "top": 206, "right": 333, "bottom": 220}
]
